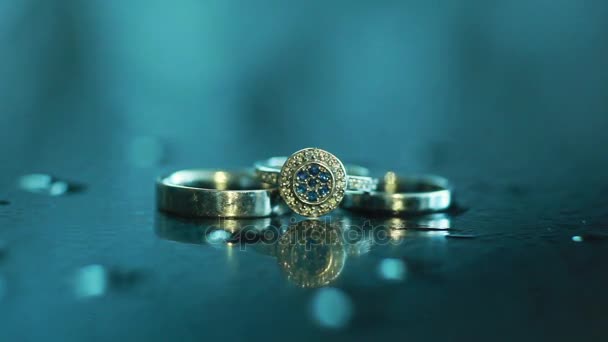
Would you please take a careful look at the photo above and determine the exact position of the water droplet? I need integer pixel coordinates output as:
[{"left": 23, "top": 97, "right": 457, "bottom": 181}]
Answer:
[
  {"left": 571, "top": 234, "right": 607, "bottom": 242},
  {"left": 206, "top": 229, "right": 232, "bottom": 245},
  {"left": 19, "top": 174, "right": 52, "bottom": 192},
  {"left": 378, "top": 258, "right": 407, "bottom": 281},
  {"left": 18, "top": 174, "right": 84, "bottom": 196},
  {"left": 128, "top": 136, "right": 164, "bottom": 167},
  {"left": 311, "top": 288, "right": 354, "bottom": 329},
  {"left": 49, "top": 181, "right": 69, "bottom": 196},
  {"left": 74, "top": 264, "right": 108, "bottom": 299}
]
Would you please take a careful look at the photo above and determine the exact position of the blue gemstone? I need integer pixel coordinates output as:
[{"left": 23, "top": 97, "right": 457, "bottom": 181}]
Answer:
[
  {"left": 319, "top": 186, "right": 330, "bottom": 197},
  {"left": 297, "top": 170, "right": 308, "bottom": 181},
  {"left": 296, "top": 184, "right": 307, "bottom": 194},
  {"left": 319, "top": 172, "right": 330, "bottom": 183},
  {"left": 309, "top": 164, "right": 320, "bottom": 175},
  {"left": 307, "top": 191, "right": 318, "bottom": 202},
  {"left": 308, "top": 178, "right": 317, "bottom": 187}
]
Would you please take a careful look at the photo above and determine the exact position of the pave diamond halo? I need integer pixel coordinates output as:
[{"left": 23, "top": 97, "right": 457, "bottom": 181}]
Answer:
[{"left": 279, "top": 148, "right": 347, "bottom": 217}]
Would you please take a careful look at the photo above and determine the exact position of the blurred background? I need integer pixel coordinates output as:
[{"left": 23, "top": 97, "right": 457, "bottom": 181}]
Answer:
[
  {"left": 2, "top": 0, "right": 607, "bottom": 176},
  {"left": 1, "top": 1, "right": 608, "bottom": 341}
]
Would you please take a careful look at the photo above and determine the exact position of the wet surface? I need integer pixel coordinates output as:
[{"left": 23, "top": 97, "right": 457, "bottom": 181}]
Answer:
[
  {"left": 1, "top": 111, "right": 608, "bottom": 342},
  {"left": 1, "top": 145, "right": 607, "bottom": 341},
  {"left": 0, "top": 240, "right": 6, "bottom": 260},
  {"left": 1, "top": 2, "right": 608, "bottom": 339}
]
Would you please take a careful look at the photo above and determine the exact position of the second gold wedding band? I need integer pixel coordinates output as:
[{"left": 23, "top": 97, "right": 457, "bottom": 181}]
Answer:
[
  {"left": 156, "top": 169, "right": 288, "bottom": 218},
  {"left": 341, "top": 172, "right": 452, "bottom": 214}
]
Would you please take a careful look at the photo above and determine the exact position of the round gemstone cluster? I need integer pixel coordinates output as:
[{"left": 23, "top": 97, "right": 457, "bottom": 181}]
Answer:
[
  {"left": 279, "top": 147, "right": 347, "bottom": 217},
  {"left": 293, "top": 163, "right": 334, "bottom": 203}
]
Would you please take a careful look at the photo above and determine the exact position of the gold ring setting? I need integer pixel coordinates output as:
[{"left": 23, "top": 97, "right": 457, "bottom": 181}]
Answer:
[
  {"left": 157, "top": 147, "right": 454, "bottom": 218},
  {"left": 278, "top": 148, "right": 348, "bottom": 217}
]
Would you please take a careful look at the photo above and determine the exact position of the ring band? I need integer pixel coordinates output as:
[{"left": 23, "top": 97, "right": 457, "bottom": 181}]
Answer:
[
  {"left": 156, "top": 169, "right": 289, "bottom": 218},
  {"left": 341, "top": 172, "right": 452, "bottom": 214},
  {"left": 255, "top": 148, "right": 378, "bottom": 217}
]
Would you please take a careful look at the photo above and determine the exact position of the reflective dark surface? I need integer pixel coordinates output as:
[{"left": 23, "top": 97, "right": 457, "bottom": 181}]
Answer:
[{"left": 2, "top": 1, "right": 608, "bottom": 341}]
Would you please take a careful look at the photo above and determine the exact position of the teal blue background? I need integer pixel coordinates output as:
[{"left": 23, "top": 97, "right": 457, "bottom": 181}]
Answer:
[{"left": 1, "top": 1, "right": 607, "bottom": 341}]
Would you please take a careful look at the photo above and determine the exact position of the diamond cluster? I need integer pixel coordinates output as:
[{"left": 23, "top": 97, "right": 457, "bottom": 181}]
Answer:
[
  {"left": 293, "top": 163, "right": 334, "bottom": 203},
  {"left": 279, "top": 148, "right": 347, "bottom": 217}
]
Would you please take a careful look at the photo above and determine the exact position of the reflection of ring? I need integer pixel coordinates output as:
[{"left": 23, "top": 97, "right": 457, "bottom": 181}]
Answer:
[
  {"left": 277, "top": 219, "right": 346, "bottom": 288},
  {"left": 154, "top": 212, "right": 284, "bottom": 247},
  {"left": 382, "top": 213, "right": 451, "bottom": 230},
  {"left": 255, "top": 148, "right": 378, "bottom": 217},
  {"left": 156, "top": 169, "right": 289, "bottom": 218},
  {"left": 342, "top": 172, "right": 451, "bottom": 215}
]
